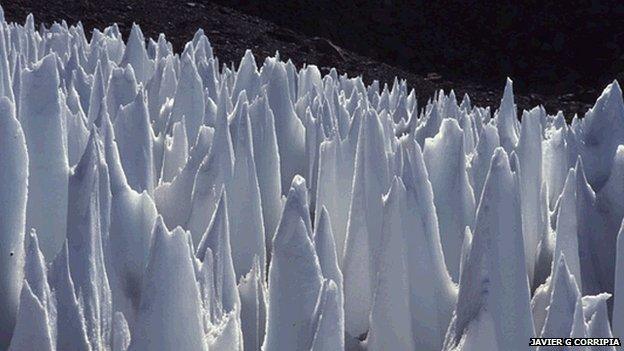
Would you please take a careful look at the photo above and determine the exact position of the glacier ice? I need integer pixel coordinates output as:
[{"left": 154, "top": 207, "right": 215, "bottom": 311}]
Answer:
[
  {"left": 8, "top": 281, "right": 55, "bottom": 351},
  {"left": 443, "top": 148, "right": 535, "bottom": 351},
  {"left": 20, "top": 53, "right": 69, "bottom": 260},
  {"left": 263, "top": 180, "right": 323, "bottom": 351},
  {"left": 129, "top": 218, "right": 206, "bottom": 351},
  {"left": 537, "top": 256, "right": 581, "bottom": 350},
  {"left": 423, "top": 118, "right": 475, "bottom": 282},
  {"left": 1, "top": 8, "right": 624, "bottom": 350},
  {"left": 343, "top": 109, "right": 389, "bottom": 340},
  {"left": 367, "top": 177, "right": 417, "bottom": 350},
  {"left": 238, "top": 257, "right": 267, "bottom": 351},
  {"left": 0, "top": 96, "right": 27, "bottom": 349}
]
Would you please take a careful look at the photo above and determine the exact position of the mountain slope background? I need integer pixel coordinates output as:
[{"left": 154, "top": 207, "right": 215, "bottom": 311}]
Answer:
[{"left": 5, "top": 0, "right": 608, "bottom": 118}]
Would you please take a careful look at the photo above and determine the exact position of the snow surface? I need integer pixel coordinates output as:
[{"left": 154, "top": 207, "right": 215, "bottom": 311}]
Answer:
[{"left": 0, "top": 7, "right": 623, "bottom": 350}]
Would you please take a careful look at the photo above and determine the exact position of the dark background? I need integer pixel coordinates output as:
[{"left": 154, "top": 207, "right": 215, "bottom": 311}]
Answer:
[
  {"left": 216, "top": 0, "right": 624, "bottom": 95},
  {"left": 5, "top": 0, "right": 622, "bottom": 118}
]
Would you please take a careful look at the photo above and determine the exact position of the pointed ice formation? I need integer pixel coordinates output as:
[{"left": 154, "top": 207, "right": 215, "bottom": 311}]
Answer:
[
  {"left": 402, "top": 139, "right": 457, "bottom": 350},
  {"left": 169, "top": 53, "right": 205, "bottom": 144},
  {"left": 497, "top": 78, "right": 519, "bottom": 153},
  {"left": 106, "top": 65, "right": 138, "bottom": 120},
  {"left": 8, "top": 281, "right": 55, "bottom": 351},
  {"left": 238, "top": 257, "right": 267, "bottom": 351},
  {"left": 233, "top": 50, "right": 260, "bottom": 100},
  {"left": 575, "top": 157, "right": 612, "bottom": 296},
  {"left": 66, "top": 130, "right": 112, "bottom": 350},
  {"left": 198, "top": 247, "right": 219, "bottom": 328},
  {"left": 206, "top": 309, "right": 244, "bottom": 351},
  {"left": 415, "top": 99, "right": 442, "bottom": 147},
  {"left": 542, "top": 127, "right": 569, "bottom": 209},
  {"left": 98, "top": 111, "right": 156, "bottom": 329},
  {"left": 87, "top": 61, "right": 106, "bottom": 124},
  {"left": 444, "top": 148, "right": 534, "bottom": 351},
  {"left": 188, "top": 97, "right": 234, "bottom": 243},
  {"left": 517, "top": 107, "right": 544, "bottom": 284},
  {"left": 314, "top": 126, "right": 357, "bottom": 265},
  {"left": 48, "top": 243, "right": 92, "bottom": 351},
  {"left": 264, "top": 59, "right": 306, "bottom": 193},
  {"left": 147, "top": 55, "right": 177, "bottom": 129},
  {"left": 312, "top": 207, "right": 346, "bottom": 348},
  {"left": 424, "top": 118, "right": 475, "bottom": 282},
  {"left": 113, "top": 89, "right": 155, "bottom": 194},
  {"left": 130, "top": 218, "right": 206, "bottom": 351},
  {"left": 0, "top": 96, "right": 27, "bottom": 348},
  {"left": 160, "top": 117, "right": 188, "bottom": 183},
  {"left": 22, "top": 230, "right": 55, "bottom": 324},
  {"left": 227, "top": 107, "right": 266, "bottom": 279},
  {"left": 367, "top": 177, "right": 415, "bottom": 350},
  {"left": 249, "top": 93, "right": 282, "bottom": 247},
  {"left": 310, "top": 279, "right": 344, "bottom": 351},
  {"left": 555, "top": 169, "right": 582, "bottom": 287},
  {"left": 263, "top": 216, "right": 323, "bottom": 351},
  {"left": 538, "top": 256, "right": 581, "bottom": 350},
  {"left": 343, "top": 109, "right": 389, "bottom": 339},
  {"left": 120, "top": 23, "right": 153, "bottom": 84},
  {"left": 570, "top": 297, "right": 588, "bottom": 344},
  {"left": 314, "top": 207, "right": 344, "bottom": 309},
  {"left": 196, "top": 189, "right": 240, "bottom": 313},
  {"left": 580, "top": 80, "right": 624, "bottom": 189},
  {"left": 586, "top": 295, "right": 616, "bottom": 351},
  {"left": 65, "top": 98, "right": 90, "bottom": 167},
  {"left": 20, "top": 53, "right": 68, "bottom": 260},
  {"left": 155, "top": 125, "right": 211, "bottom": 229}
]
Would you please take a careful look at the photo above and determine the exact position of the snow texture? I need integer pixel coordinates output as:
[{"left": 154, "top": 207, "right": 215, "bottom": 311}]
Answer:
[{"left": 1, "top": 8, "right": 624, "bottom": 350}]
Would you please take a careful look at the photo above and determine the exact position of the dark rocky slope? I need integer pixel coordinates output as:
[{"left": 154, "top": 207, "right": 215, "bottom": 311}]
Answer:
[{"left": 5, "top": 0, "right": 598, "bottom": 118}]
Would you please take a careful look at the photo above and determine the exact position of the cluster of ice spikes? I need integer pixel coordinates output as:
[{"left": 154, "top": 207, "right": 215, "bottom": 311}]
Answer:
[{"left": 0, "top": 7, "right": 623, "bottom": 351}]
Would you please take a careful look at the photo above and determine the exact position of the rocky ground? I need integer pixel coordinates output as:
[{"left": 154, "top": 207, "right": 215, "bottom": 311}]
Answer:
[{"left": 4, "top": 0, "right": 598, "bottom": 119}]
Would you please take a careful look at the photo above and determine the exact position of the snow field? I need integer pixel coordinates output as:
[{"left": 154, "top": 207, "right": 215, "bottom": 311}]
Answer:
[{"left": 0, "top": 7, "right": 623, "bottom": 351}]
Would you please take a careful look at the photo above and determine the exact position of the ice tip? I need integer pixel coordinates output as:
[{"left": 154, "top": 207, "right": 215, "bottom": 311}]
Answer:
[
  {"left": 25, "top": 228, "right": 39, "bottom": 250},
  {"left": 491, "top": 146, "right": 509, "bottom": 167},
  {"left": 284, "top": 176, "right": 308, "bottom": 212},
  {"left": 390, "top": 175, "right": 406, "bottom": 191},
  {"left": 74, "top": 127, "right": 101, "bottom": 175},
  {"left": 564, "top": 167, "right": 577, "bottom": 185},
  {"left": 505, "top": 77, "right": 514, "bottom": 88},
  {"left": 32, "top": 52, "right": 59, "bottom": 74},
  {"left": 440, "top": 116, "right": 461, "bottom": 134},
  {"left": 153, "top": 215, "right": 168, "bottom": 236},
  {"left": 502, "top": 77, "right": 514, "bottom": 100},
  {"left": 130, "top": 22, "right": 143, "bottom": 37},
  {"left": 594, "top": 79, "right": 623, "bottom": 106},
  {"left": 289, "top": 174, "right": 307, "bottom": 192},
  {"left": 611, "top": 79, "right": 622, "bottom": 94},
  {"left": 555, "top": 253, "right": 570, "bottom": 275},
  {"left": 216, "top": 184, "right": 228, "bottom": 210},
  {"left": 243, "top": 49, "right": 255, "bottom": 61},
  {"left": 318, "top": 205, "right": 330, "bottom": 224},
  {"left": 574, "top": 154, "right": 585, "bottom": 173}
]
